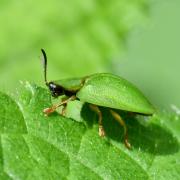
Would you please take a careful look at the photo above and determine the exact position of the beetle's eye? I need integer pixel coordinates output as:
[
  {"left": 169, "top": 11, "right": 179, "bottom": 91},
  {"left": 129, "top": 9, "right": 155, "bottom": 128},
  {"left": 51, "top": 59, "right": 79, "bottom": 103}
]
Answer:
[{"left": 48, "top": 82, "right": 64, "bottom": 97}]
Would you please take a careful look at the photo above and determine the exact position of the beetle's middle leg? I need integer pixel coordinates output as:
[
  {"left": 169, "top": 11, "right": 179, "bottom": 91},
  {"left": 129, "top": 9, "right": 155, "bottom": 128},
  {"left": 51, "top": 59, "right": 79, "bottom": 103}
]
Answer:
[
  {"left": 59, "top": 97, "right": 69, "bottom": 116},
  {"left": 61, "top": 104, "right": 67, "bottom": 116},
  {"left": 110, "top": 110, "right": 131, "bottom": 149},
  {"left": 89, "top": 104, "right": 105, "bottom": 137},
  {"left": 43, "top": 95, "right": 76, "bottom": 116}
]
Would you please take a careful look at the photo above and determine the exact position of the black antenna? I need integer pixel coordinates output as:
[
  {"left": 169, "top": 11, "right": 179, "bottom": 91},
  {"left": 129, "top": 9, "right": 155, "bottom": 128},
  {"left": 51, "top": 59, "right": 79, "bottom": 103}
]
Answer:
[{"left": 41, "top": 49, "right": 48, "bottom": 86}]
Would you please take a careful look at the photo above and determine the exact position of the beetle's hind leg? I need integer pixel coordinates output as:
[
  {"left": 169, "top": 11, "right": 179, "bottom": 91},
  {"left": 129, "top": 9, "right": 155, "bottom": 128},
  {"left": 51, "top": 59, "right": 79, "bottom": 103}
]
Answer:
[
  {"left": 43, "top": 95, "right": 76, "bottom": 116},
  {"left": 110, "top": 110, "right": 131, "bottom": 149},
  {"left": 89, "top": 104, "right": 105, "bottom": 137}
]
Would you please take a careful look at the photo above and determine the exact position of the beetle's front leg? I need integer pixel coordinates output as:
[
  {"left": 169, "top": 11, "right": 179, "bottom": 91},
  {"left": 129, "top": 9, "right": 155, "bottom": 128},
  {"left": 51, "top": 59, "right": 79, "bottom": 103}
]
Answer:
[
  {"left": 110, "top": 110, "right": 131, "bottom": 149},
  {"left": 43, "top": 95, "right": 76, "bottom": 116},
  {"left": 89, "top": 104, "right": 105, "bottom": 137}
]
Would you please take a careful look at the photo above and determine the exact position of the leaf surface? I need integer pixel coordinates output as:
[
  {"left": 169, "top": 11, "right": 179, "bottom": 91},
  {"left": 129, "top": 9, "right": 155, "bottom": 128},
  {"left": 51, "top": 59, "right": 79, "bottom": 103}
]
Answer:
[{"left": 0, "top": 83, "right": 179, "bottom": 179}]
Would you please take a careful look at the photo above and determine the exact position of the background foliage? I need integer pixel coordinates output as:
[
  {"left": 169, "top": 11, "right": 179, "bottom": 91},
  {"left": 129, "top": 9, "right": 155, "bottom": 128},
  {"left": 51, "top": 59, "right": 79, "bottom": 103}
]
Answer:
[
  {"left": 0, "top": 0, "right": 179, "bottom": 179},
  {"left": 0, "top": 0, "right": 148, "bottom": 88}
]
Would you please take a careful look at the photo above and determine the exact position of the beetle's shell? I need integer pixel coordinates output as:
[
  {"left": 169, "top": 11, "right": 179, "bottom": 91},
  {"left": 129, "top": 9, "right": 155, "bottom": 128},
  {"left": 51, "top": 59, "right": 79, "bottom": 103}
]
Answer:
[{"left": 76, "top": 73, "right": 155, "bottom": 114}]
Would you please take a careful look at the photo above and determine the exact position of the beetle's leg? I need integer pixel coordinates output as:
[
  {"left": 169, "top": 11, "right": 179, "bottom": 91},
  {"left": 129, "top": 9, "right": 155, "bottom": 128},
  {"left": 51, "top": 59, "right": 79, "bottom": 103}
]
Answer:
[
  {"left": 110, "top": 110, "right": 131, "bottom": 149},
  {"left": 89, "top": 104, "right": 105, "bottom": 137},
  {"left": 61, "top": 104, "right": 67, "bottom": 116},
  {"left": 43, "top": 95, "right": 76, "bottom": 116},
  {"left": 60, "top": 97, "right": 69, "bottom": 116}
]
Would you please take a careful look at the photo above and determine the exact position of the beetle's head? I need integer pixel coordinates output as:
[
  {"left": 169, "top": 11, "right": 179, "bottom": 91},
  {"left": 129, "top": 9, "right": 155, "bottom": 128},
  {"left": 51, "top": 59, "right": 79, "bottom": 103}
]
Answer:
[
  {"left": 41, "top": 49, "right": 64, "bottom": 98},
  {"left": 47, "top": 82, "right": 64, "bottom": 98}
]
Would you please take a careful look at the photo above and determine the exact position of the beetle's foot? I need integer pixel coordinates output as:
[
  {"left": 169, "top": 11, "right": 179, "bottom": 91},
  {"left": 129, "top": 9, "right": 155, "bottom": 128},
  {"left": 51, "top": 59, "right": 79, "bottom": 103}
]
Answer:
[
  {"left": 43, "top": 107, "right": 55, "bottom": 116},
  {"left": 60, "top": 109, "right": 66, "bottom": 116},
  {"left": 124, "top": 139, "right": 131, "bottom": 149},
  {"left": 99, "top": 125, "right": 105, "bottom": 137}
]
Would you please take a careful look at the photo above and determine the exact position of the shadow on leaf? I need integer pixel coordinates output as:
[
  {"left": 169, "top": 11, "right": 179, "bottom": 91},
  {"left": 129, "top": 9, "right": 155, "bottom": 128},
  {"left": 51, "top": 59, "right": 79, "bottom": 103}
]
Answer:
[{"left": 81, "top": 103, "right": 179, "bottom": 155}]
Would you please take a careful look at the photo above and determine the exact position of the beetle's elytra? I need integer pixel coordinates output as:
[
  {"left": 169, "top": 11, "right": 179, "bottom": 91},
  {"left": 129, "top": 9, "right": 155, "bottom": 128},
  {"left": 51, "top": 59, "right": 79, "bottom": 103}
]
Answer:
[{"left": 41, "top": 49, "right": 155, "bottom": 149}]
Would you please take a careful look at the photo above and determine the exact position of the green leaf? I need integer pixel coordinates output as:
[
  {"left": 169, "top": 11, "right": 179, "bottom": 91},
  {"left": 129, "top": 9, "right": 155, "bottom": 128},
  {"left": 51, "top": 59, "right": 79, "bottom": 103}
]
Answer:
[{"left": 0, "top": 82, "right": 179, "bottom": 179}]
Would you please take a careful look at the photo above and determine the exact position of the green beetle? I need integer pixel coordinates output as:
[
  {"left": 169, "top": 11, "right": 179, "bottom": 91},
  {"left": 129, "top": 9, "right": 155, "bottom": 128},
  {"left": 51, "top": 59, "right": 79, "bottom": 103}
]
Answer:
[{"left": 41, "top": 49, "right": 155, "bottom": 148}]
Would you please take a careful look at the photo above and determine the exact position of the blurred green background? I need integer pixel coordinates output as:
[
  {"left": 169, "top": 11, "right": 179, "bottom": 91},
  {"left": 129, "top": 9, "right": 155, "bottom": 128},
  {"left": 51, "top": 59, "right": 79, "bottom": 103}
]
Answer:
[{"left": 0, "top": 0, "right": 179, "bottom": 110}]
